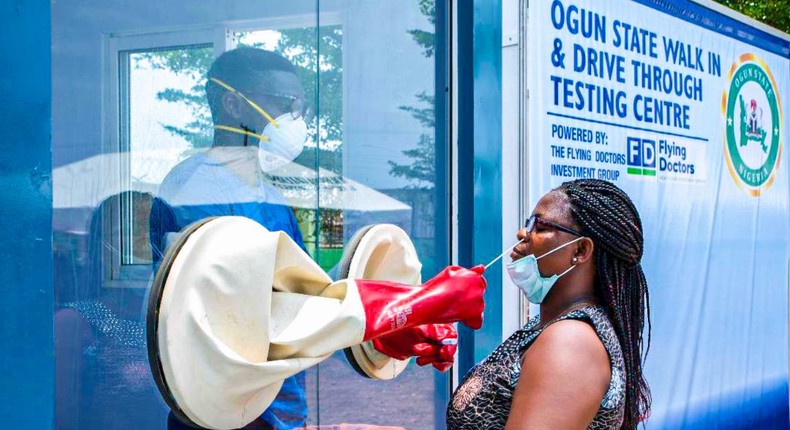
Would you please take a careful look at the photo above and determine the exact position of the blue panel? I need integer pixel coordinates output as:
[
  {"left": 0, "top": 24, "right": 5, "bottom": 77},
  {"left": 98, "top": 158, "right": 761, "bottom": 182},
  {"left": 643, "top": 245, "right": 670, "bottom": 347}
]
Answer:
[
  {"left": 0, "top": 1, "right": 54, "bottom": 427},
  {"left": 456, "top": 0, "right": 477, "bottom": 377},
  {"left": 472, "top": 0, "right": 503, "bottom": 365},
  {"left": 654, "top": 380, "right": 788, "bottom": 429},
  {"left": 433, "top": 1, "right": 451, "bottom": 428},
  {"left": 456, "top": 0, "right": 504, "bottom": 375}
]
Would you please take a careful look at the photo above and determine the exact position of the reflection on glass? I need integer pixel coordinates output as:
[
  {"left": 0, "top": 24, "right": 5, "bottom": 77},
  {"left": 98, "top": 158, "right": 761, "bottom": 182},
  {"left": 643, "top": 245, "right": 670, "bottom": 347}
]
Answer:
[
  {"left": 123, "top": 46, "right": 213, "bottom": 266},
  {"left": 149, "top": 47, "right": 314, "bottom": 429},
  {"left": 54, "top": 190, "right": 165, "bottom": 430},
  {"left": 314, "top": 1, "right": 444, "bottom": 429},
  {"left": 236, "top": 26, "right": 345, "bottom": 270},
  {"left": 55, "top": 44, "right": 216, "bottom": 429},
  {"left": 54, "top": 1, "right": 444, "bottom": 428}
]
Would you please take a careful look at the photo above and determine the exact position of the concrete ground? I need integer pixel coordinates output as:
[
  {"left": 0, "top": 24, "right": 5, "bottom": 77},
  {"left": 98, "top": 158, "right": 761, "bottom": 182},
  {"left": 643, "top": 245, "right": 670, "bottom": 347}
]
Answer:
[{"left": 304, "top": 351, "right": 442, "bottom": 430}]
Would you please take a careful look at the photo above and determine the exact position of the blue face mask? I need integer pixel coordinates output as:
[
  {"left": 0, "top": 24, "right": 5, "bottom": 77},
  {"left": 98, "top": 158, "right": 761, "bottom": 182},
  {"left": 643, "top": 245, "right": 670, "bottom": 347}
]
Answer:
[{"left": 506, "top": 237, "right": 584, "bottom": 304}]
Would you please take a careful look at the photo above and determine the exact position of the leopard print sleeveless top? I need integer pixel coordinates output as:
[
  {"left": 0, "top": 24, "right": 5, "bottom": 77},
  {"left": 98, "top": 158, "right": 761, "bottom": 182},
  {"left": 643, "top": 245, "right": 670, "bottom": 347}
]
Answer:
[{"left": 447, "top": 305, "right": 625, "bottom": 429}]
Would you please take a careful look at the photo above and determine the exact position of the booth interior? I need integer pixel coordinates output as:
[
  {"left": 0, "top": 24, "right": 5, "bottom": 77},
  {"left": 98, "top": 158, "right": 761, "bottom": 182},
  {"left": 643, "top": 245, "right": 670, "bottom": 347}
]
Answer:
[{"left": 52, "top": 0, "right": 450, "bottom": 428}]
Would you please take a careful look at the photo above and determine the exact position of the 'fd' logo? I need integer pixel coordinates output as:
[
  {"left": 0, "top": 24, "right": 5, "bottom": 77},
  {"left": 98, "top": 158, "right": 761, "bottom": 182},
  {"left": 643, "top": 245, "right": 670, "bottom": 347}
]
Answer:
[{"left": 626, "top": 137, "right": 656, "bottom": 177}]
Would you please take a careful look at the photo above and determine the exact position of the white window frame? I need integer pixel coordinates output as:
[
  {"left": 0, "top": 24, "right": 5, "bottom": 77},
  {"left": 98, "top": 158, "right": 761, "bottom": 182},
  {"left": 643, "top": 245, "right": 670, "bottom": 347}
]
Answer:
[{"left": 102, "top": 26, "right": 221, "bottom": 287}]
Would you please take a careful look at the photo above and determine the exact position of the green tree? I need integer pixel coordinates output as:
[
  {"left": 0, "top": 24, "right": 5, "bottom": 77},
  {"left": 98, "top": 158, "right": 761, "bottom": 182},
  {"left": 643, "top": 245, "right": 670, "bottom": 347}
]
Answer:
[
  {"left": 388, "top": 0, "right": 437, "bottom": 190},
  {"left": 407, "top": 0, "right": 436, "bottom": 57},
  {"left": 136, "top": 46, "right": 215, "bottom": 149},
  {"left": 713, "top": 0, "right": 790, "bottom": 34},
  {"left": 388, "top": 92, "right": 436, "bottom": 188}
]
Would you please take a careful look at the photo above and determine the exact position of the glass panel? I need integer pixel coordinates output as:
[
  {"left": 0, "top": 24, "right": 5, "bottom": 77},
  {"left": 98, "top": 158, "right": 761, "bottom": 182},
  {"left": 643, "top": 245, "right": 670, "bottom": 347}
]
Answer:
[
  {"left": 314, "top": 1, "right": 446, "bottom": 428},
  {"left": 120, "top": 46, "right": 213, "bottom": 266},
  {"left": 53, "top": 33, "right": 219, "bottom": 429},
  {"left": 235, "top": 26, "right": 343, "bottom": 271},
  {"left": 53, "top": 0, "right": 446, "bottom": 429}
]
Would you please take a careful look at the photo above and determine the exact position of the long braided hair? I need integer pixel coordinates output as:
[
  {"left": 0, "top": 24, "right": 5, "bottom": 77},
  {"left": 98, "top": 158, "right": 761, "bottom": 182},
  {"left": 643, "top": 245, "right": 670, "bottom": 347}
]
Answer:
[{"left": 558, "top": 179, "right": 651, "bottom": 429}]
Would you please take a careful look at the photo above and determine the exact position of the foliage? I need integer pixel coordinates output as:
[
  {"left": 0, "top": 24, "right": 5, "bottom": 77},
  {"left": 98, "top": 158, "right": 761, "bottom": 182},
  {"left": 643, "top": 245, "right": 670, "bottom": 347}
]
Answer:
[
  {"left": 387, "top": 1, "right": 438, "bottom": 190},
  {"left": 135, "top": 46, "right": 215, "bottom": 149},
  {"left": 388, "top": 91, "right": 436, "bottom": 188},
  {"left": 407, "top": 0, "right": 436, "bottom": 57},
  {"left": 713, "top": 0, "right": 790, "bottom": 34},
  {"left": 388, "top": 133, "right": 436, "bottom": 187}
]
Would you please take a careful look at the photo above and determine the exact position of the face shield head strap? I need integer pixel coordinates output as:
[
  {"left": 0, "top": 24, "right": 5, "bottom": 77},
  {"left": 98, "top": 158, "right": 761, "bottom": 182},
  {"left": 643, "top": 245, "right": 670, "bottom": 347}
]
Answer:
[{"left": 209, "top": 77, "right": 279, "bottom": 128}]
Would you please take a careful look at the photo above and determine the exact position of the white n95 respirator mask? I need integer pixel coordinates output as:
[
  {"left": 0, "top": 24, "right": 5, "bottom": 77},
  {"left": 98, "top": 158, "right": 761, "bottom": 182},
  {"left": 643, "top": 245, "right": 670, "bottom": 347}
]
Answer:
[
  {"left": 258, "top": 113, "right": 307, "bottom": 172},
  {"left": 209, "top": 77, "right": 308, "bottom": 172}
]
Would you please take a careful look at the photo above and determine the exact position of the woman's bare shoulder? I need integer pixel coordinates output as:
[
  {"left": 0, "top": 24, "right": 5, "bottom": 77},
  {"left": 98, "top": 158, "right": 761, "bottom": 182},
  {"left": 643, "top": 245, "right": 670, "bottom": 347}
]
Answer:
[
  {"left": 522, "top": 319, "right": 610, "bottom": 382},
  {"left": 505, "top": 320, "right": 612, "bottom": 429}
]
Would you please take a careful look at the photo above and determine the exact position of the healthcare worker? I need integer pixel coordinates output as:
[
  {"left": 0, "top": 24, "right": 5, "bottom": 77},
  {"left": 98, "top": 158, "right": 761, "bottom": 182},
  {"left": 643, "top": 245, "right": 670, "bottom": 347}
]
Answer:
[
  {"left": 150, "top": 48, "right": 485, "bottom": 430},
  {"left": 149, "top": 47, "right": 319, "bottom": 429}
]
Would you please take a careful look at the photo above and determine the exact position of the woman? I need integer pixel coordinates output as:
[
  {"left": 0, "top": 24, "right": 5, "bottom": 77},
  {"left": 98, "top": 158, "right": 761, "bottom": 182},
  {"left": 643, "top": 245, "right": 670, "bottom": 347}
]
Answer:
[{"left": 447, "top": 179, "right": 651, "bottom": 429}]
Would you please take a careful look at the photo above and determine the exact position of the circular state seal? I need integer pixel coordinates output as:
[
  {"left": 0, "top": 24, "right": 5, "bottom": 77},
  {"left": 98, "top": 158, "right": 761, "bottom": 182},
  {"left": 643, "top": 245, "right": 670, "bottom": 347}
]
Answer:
[{"left": 722, "top": 53, "right": 783, "bottom": 196}]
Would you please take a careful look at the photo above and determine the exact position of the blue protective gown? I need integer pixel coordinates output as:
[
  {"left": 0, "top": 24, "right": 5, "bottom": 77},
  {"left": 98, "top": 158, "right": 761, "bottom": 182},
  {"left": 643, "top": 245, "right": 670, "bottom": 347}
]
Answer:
[{"left": 150, "top": 147, "right": 308, "bottom": 429}]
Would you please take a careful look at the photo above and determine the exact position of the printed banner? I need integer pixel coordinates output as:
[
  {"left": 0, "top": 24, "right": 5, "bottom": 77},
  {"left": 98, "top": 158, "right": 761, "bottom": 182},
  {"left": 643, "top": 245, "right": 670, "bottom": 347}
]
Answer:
[{"left": 527, "top": 0, "right": 789, "bottom": 428}]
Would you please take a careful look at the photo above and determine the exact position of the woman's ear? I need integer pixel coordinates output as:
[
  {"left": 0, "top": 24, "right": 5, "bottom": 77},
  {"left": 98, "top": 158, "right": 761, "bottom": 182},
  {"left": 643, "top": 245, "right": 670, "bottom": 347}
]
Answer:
[{"left": 574, "top": 237, "right": 594, "bottom": 264}]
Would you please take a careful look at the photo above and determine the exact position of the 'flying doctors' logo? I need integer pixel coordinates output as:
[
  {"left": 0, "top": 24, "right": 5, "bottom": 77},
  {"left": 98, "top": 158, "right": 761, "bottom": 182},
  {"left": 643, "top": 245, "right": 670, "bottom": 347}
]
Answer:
[{"left": 723, "top": 54, "right": 783, "bottom": 196}]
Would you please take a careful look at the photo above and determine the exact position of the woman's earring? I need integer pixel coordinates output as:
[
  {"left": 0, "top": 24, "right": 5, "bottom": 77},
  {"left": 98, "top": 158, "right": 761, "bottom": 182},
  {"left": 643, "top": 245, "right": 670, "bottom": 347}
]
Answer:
[{"left": 572, "top": 257, "right": 578, "bottom": 264}]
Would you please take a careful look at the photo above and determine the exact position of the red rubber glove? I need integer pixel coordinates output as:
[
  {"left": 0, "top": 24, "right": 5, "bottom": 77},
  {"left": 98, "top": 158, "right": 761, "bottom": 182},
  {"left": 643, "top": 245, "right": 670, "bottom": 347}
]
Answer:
[
  {"left": 372, "top": 323, "right": 458, "bottom": 372},
  {"left": 357, "top": 264, "right": 486, "bottom": 341}
]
